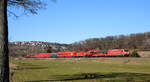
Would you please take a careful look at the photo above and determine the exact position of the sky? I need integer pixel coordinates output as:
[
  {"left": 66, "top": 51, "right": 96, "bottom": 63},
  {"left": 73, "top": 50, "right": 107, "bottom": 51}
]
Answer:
[{"left": 8, "top": 0, "right": 150, "bottom": 44}]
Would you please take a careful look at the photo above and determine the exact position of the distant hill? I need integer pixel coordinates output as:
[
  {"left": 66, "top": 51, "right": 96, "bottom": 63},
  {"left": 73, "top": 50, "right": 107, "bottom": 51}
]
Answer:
[{"left": 9, "top": 41, "right": 70, "bottom": 57}]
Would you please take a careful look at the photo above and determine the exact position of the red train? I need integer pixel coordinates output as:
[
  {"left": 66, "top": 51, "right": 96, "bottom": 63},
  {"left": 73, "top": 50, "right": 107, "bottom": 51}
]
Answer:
[{"left": 25, "top": 49, "right": 130, "bottom": 58}]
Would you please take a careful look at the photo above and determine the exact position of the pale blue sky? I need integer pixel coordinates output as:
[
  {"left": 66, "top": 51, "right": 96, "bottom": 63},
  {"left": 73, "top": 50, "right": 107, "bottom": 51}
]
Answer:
[{"left": 8, "top": 0, "right": 150, "bottom": 44}]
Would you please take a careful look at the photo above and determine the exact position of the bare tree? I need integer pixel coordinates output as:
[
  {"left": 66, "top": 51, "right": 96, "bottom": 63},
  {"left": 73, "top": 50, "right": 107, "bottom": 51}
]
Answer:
[
  {"left": 0, "top": 0, "right": 9, "bottom": 81},
  {"left": 0, "top": 0, "right": 55, "bottom": 81}
]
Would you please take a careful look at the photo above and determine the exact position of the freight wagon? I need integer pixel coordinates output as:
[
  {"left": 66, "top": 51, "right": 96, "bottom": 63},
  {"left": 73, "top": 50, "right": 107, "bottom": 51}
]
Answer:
[{"left": 25, "top": 49, "right": 130, "bottom": 58}]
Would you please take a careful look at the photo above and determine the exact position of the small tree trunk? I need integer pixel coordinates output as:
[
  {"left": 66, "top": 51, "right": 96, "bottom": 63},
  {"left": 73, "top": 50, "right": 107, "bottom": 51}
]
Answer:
[{"left": 0, "top": 0, "right": 9, "bottom": 82}]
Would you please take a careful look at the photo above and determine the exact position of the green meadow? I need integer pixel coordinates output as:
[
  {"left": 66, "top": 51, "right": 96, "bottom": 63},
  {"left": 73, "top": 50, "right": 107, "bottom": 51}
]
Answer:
[{"left": 10, "top": 58, "right": 150, "bottom": 82}]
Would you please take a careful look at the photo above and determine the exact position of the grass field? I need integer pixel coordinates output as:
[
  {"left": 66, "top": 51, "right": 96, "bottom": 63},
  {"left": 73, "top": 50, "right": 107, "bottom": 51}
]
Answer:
[{"left": 10, "top": 58, "right": 150, "bottom": 82}]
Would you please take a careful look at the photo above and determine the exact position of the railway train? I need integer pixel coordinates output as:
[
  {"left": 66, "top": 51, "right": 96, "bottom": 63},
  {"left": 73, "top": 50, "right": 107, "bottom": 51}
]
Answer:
[{"left": 25, "top": 49, "right": 130, "bottom": 58}]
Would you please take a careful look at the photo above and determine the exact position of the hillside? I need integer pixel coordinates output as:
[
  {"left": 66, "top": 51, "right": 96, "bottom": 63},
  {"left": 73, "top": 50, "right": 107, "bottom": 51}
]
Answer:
[
  {"left": 9, "top": 41, "right": 70, "bottom": 57},
  {"left": 69, "top": 32, "right": 150, "bottom": 51},
  {"left": 9, "top": 32, "right": 150, "bottom": 57}
]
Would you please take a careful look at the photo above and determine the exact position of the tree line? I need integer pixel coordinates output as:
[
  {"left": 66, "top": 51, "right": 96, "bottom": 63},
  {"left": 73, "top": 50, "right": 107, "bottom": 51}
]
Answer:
[{"left": 68, "top": 32, "right": 150, "bottom": 51}]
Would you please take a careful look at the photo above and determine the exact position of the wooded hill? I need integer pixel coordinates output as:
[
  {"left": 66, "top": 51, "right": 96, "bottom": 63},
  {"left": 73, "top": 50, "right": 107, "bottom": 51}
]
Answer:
[
  {"left": 9, "top": 32, "right": 150, "bottom": 57},
  {"left": 68, "top": 32, "right": 150, "bottom": 51}
]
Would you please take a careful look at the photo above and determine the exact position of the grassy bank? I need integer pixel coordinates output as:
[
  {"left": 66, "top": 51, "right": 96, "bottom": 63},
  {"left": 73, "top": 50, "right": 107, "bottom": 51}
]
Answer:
[{"left": 10, "top": 58, "right": 150, "bottom": 82}]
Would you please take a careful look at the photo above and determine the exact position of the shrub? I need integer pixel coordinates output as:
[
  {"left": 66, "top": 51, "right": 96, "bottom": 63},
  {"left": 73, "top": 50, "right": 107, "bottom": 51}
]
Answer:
[{"left": 129, "top": 50, "right": 140, "bottom": 57}]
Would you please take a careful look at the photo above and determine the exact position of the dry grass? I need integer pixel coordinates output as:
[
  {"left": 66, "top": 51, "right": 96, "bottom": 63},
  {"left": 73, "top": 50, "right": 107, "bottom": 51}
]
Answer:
[
  {"left": 138, "top": 51, "right": 150, "bottom": 57},
  {"left": 26, "top": 57, "right": 150, "bottom": 64}
]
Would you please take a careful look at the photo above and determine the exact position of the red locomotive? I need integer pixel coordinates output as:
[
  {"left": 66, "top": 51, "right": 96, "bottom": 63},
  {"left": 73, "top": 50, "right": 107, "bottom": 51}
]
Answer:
[
  {"left": 25, "top": 49, "right": 130, "bottom": 58},
  {"left": 107, "top": 49, "right": 129, "bottom": 57}
]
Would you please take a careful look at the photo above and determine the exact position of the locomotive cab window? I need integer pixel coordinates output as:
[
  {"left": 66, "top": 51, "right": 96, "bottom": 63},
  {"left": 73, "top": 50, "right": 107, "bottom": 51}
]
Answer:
[{"left": 124, "top": 50, "right": 129, "bottom": 52}]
